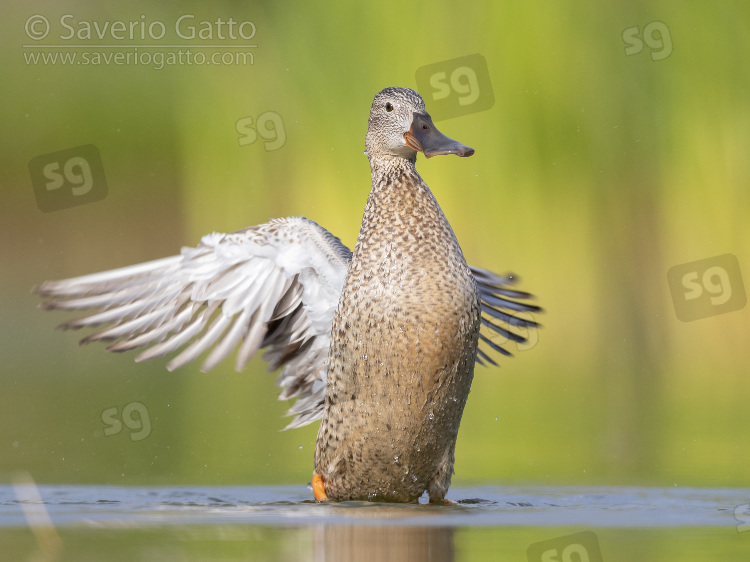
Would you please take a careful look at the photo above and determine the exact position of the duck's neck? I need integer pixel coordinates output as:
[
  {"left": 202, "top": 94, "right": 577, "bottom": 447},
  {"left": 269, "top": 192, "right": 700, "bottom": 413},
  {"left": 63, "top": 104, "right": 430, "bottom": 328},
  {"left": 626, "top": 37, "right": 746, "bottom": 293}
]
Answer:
[
  {"left": 358, "top": 154, "right": 463, "bottom": 262},
  {"left": 367, "top": 155, "right": 421, "bottom": 192}
]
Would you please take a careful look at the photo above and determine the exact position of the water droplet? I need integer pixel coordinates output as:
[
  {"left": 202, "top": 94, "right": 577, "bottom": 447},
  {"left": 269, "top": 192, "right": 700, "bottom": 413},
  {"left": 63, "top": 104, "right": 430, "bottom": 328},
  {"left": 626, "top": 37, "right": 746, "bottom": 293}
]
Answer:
[
  {"left": 393, "top": 455, "right": 399, "bottom": 463},
  {"left": 298, "top": 445, "right": 303, "bottom": 449},
  {"left": 411, "top": 475, "right": 418, "bottom": 482},
  {"left": 428, "top": 412, "right": 435, "bottom": 420}
]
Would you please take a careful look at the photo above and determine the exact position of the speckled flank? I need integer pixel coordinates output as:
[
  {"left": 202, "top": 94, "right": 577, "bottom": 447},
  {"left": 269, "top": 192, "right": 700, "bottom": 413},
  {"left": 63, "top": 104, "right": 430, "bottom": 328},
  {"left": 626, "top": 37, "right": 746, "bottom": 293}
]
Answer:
[{"left": 315, "top": 151, "right": 481, "bottom": 502}]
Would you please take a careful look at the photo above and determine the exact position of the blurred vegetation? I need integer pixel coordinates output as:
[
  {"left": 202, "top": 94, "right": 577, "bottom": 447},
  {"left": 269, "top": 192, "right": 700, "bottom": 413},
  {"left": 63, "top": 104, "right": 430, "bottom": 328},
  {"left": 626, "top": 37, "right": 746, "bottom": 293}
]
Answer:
[{"left": 1, "top": 0, "right": 749, "bottom": 490}]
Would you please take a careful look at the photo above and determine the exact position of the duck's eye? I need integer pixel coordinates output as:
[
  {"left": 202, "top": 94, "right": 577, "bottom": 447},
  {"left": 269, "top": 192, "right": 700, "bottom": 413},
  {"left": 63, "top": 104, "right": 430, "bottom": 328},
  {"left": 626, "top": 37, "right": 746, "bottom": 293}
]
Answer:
[{"left": 385, "top": 102, "right": 393, "bottom": 112}]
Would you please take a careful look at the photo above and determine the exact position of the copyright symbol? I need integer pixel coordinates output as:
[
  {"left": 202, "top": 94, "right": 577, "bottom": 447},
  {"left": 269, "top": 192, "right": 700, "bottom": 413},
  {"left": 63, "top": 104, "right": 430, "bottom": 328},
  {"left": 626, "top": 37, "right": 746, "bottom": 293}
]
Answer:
[{"left": 25, "top": 15, "right": 50, "bottom": 40}]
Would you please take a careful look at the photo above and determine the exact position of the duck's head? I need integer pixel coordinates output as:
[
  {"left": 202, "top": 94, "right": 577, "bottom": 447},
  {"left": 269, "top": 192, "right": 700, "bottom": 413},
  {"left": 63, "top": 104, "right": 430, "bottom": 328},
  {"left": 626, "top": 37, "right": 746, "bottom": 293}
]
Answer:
[{"left": 365, "top": 87, "right": 474, "bottom": 161}]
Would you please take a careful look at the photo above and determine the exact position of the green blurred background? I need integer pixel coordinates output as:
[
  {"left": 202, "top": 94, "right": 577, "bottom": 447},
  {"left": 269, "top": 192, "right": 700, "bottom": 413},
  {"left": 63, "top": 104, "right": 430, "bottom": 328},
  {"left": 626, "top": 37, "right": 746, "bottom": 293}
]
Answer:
[{"left": 1, "top": 0, "right": 748, "bottom": 489}]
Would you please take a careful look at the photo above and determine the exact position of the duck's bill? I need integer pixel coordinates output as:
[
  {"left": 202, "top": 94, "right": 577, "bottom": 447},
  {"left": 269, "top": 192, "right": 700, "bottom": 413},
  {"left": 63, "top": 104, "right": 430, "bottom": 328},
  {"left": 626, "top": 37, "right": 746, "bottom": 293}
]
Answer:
[{"left": 404, "top": 113, "right": 475, "bottom": 158}]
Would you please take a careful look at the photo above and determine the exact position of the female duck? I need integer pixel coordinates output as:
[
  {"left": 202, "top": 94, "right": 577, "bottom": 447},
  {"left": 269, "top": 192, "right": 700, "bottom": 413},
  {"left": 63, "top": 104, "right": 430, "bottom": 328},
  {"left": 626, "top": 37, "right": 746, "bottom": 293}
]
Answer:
[{"left": 36, "top": 87, "right": 540, "bottom": 503}]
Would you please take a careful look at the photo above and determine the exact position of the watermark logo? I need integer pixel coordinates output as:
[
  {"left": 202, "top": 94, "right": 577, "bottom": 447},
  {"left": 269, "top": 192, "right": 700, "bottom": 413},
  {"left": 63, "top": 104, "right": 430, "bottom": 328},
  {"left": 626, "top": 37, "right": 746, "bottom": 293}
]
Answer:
[
  {"left": 527, "top": 531, "right": 603, "bottom": 562},
  {"left": 101, "top": 401, "right": 151, "bottom": 442},
  {"left": 29, "top": 144, "right": 107, "bottom": 212},
  {"left": 735, "top": 503, "right": 750, "bottom": 533},
  {"left": 484, "top": 311, "right": 540, "bottom": 355},
  {"left": 622, "top": 21, "right": 673, "bottom": 61},
  {"left": 514, "top": 311, "right": 540, "bottom": 353},
  {"left": 236, "top": 111, "right": 286, "bottom": 151},
  {"left": 667, "top": 254, "right": 746, "bottom": 322},
  {"left": 25, "top": 15, "right": 51, "bottom": 40},
  {"left": 24, "top": 14, "right": 257, "bottom": 42},
  {"left": 415, "top": 54, "right": 494, "bottom": 120},
  {"left": 23, "top": 15, "right": 257, "bottom": 69}
]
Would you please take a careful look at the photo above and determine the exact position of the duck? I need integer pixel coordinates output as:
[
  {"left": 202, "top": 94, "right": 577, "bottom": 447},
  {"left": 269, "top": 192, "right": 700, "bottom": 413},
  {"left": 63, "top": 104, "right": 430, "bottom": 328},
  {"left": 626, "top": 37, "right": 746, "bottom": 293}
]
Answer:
[{"left": 35, "top": 87, "right": 541, "bottom": 503}]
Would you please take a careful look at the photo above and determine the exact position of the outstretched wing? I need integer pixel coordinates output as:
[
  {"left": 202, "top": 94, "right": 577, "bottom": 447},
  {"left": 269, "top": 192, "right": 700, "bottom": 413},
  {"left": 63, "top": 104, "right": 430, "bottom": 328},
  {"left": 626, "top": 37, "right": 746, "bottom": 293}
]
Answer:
[
  {"left": 35, "top": 216, "right": 352, "bottom": 429},
  {"left": 469, "top": 266, "right": 542, "bottom": 367}
]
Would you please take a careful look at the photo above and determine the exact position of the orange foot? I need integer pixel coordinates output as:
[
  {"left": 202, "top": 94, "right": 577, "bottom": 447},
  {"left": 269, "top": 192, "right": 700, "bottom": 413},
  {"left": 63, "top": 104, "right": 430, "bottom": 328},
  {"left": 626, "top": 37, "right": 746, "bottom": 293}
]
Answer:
[
  {"left": 429, "top": 498, "right": 456, "bottom": 505},
  {"left": 312, "top": 471, "right": 328, "bottom": 501}
]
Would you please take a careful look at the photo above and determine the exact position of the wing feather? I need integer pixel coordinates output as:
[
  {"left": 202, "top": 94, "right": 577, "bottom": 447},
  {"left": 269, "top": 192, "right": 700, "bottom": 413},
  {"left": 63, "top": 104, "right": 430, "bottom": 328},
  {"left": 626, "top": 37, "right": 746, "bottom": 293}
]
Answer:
[
  {"left": 36, "top": 220, "right": 541, "bottom": 426},
  {"left": 469, "top": 265, "right": 543, "bottom": 366},
  {"left": 35, "top": 217, "right": 352, "bottom": 428}
]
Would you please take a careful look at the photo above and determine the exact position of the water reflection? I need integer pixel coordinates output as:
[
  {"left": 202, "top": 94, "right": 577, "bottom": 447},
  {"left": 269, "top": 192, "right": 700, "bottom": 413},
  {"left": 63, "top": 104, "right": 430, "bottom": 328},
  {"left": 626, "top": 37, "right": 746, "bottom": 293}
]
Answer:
[
  {"left": 11, "top": 474, "right": 62, "bottom": 562},
  {"left": 313, "top": 524, "right": 454, "bottom": 562},
  {"left": 2, "top": 484, "right": 749, "bottom": 561}
]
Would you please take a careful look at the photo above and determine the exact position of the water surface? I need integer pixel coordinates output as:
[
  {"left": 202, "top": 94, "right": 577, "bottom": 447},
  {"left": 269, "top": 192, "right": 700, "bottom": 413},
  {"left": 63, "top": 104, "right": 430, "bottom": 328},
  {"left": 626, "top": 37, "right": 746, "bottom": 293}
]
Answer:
[{"left": 2, "top": 484, "right": 748, "bottom": 561}]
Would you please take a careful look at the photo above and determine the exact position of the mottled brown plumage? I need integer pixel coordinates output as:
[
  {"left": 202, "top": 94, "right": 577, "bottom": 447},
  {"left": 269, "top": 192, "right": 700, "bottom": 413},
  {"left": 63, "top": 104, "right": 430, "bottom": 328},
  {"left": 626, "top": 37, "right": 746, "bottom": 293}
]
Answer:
[{"left": 314, "top": 88, "right": 481, "bottom": 501}]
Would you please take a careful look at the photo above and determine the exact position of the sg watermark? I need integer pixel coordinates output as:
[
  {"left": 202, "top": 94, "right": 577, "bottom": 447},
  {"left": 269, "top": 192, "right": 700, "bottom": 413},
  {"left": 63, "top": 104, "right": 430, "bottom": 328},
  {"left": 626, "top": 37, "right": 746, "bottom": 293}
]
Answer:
[
  {"left": 415, "top": 54, "right": 494, "bottom": 120},
  {"left": 29, "top": 145, "right": 107, "bottom": 212},
  {"left": 622, "top": 21, "right": 673, "bottom": 61},
  {"left": 484, "top": 311, "right": 540, "bottom": 357},
  {"left": 527, "top": 531, "right": 603, "bottom": 562},
  {"left": 101, "top": 401, "right": 151, "bottom": 442},
  {"left": 236, "top": 111, "right": 286, "bottom": 151},
  {"left": 667, "top": 254, "right": 746, "bottom": 322}
]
